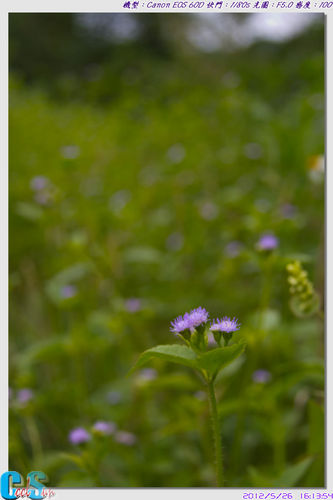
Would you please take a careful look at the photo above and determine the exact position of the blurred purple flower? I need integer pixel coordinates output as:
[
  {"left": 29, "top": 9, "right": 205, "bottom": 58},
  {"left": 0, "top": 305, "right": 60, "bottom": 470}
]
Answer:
[
  {"left": 166, "top": 232, "right": 184, "bottom": 252},
  {"left": 125, "top": 298, "right": 142, "bottom": 313},
  {"left": 93, "top": 421, "right": 116, "bottom": 435},
  {"left": 166, "top": 143, "right": 186, "bottom": 164},
  {"left": 137, "top": 368, "right": 157, "bottom": 382},
  {"left": 280, "top": 203, "right": 296, "bottom": 219},
  {"left": 210, "top": 317, "right": 240, "bottom": 333},
  {"left": 60, "top": 285, "right": 77, "bottom": 299},
  {"left": 106, "top": 391, "right": 122, "bottom": 405},
  {"left": 30, "top": 176, "right": 49, "bottom": 191},
  {"left": 60, "top": 145, "right": 80, "bottom": 159},
  {"left": 252, "top": 369, "right": 272, "bottom": 384},
  {"left": 257, "top": 233, "right": 279, "bottom": 251},
  {"left": 68, "top": 427, "right": 91, "bottom": 445},
  {"left": 34, "top": 192, "right": 51, "bottom": 206},
  {"left": 198, "top": 201, "right": 219, "bottom": 221},
  {"left": 17, "top": 388, "right": 34, "bottom": 404},
  {"left": 9, "top": 387, "right": 12, "bottom": 400},
  {"left": 194, "top": 391, "right": 206, "bottom": 401},
  {"left": 225, "top": 241, "right": 243, "bottom": 258},
  {"left": 114, "top": 431, "right": 137, "bottom": 446}
]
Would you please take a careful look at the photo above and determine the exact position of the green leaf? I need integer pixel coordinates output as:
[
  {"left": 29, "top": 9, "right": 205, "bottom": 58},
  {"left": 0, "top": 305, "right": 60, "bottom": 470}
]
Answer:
[
  {"left": 248, "top": 457, "right": 313, "bottom": 488},
  {"left": 273, "top": 457, "right": 313, "bottom": 487},
  {"left": 131, "top": 344, "right": 198, "bottom": 372},
  {"left": 196, "top": 341, "right": 246, "bottom": 376}
]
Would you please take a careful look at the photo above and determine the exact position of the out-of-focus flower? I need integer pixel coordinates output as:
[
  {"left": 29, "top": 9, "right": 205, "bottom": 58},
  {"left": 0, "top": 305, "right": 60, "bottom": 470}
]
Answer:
[
  {"left": 280, "top": 203, "right": 296, "bottom": 219},
  {"left": 106, "top": 391, "right": 122, "bottom": 405},
  {"left": 194, "top": 391, "right": 206, "bottom": 401},
  {"left": 125, "top": 298, "right": 142, "bottom": 313},
  {"left": 34, "top": 192, "right": 52, "bottom": 206},
  {"left": 257, "top": 233, "right": 279, "bottom": 251},
  {"left": 224, "top": 241, "right": 243, "bottom": 258},
  {"left": 60, "top": 145, "right": 80, "bottom": 159},
  {"left": 210, "top": 317, "right": 240, "bottom": 334},
  {"left": 68, "top": 427, "right": 91, "bottom": 445},
  {"left": 93, "top": 421, "right": 116, "bottom": 435},
  {"left": 166, "top": 232, "right": 184, "bottom": 251},
  {"left": 114, "top": 431, "right": 137, "bottom": 446},
  {"left": 17, "top": 388, "right": 34, "bottom": 404},
  {"left": 252, "top": 369, "right": 272, "bottom": 384},
  {"left": 9, "top": 387, "right": 12, "bottom": 400},
  {"left": 109, "top": 190, "right": 131, "bottom": 214},
  {"left": 60, "top": 285, "right": 77, "bottom": 299},
  {"left": 198, "top": 201, "right": 219, "bottom": 221},
  {"left": 137, "top": 368, "right": 157, "bottom": 382},
  {"left": 30, "top": 176, "right": 49, "bottom": 191},
  {"left": 166, "top": 143, "right": 186, "bottom": 164}
]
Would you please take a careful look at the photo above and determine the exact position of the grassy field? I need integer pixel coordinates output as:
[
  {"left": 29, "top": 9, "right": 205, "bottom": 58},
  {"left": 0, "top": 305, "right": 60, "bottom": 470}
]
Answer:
[{"left": 9, "top": 14, "right": 325, "bottom": 487}]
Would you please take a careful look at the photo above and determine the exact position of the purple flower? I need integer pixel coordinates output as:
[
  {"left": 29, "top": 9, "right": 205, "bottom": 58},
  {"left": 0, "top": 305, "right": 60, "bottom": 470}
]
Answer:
[
  {"left": 225, "top": 241, "right": 243, "bottom": 258},
  {"left": 125, "top": 298, "right": 142, "bottom": 313},
  {"left": 17, "top": 388, "right": 34, "bottom": 404},
  {"left": 114, "top": 431, "right": 137, "bottom": 446},
  {"left": 252, "top": 369, "right": 272, "bottom": 384},
  {"left": 210, "top": 316, "right": 240, "bottom": 333},
  {"left": 68, "top": 427, "right": 91, "bottom": 445},
  {"left": 137, "top": 368, "right": 157, "bottom": 382},
  {"left": 106, "top": 391, "right": 122, "bottom": 405},
  {"left": 170, "top": 313, "right": 191, "bottom": 334},
  {"left": 188, "top": 307, "right": 209, "bottom": 328},
  {"left": 60, "top": 285, "right": 77, "bottom": 299},
  {"left": 93, "top": 421, "right": 116, "bottom": 435},
  {"left": 60, "top": 145, "right": 80, "bottom": 159},
  {"left": 257, "top": 233, "right": 279, "bottom": 251},
  {"left": 30, "top": 176, "right": 49, "bottom": 191},
  {"left": 280, "top": 203, "right": 296, "bottom": 219}
]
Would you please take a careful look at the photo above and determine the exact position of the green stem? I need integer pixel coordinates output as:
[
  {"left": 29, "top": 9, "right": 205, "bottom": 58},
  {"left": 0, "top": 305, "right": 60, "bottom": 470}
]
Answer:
[{"left": 207, "top": 380, "right": 224, "bottom": 487}]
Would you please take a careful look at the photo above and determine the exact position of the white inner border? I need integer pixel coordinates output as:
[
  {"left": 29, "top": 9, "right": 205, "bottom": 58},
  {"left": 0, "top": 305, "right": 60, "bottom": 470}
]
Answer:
[{"left": 1, "top": 4, "right": 331, "bottom": 499}]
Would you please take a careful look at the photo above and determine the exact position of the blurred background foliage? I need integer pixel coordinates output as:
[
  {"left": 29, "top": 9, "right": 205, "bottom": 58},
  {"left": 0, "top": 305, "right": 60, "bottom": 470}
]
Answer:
[{"left": 9, "top": 13, "right": 324, "bottom": 487}]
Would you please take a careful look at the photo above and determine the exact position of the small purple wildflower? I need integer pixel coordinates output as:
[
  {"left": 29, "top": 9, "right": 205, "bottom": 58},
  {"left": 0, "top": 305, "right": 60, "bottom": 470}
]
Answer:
[
  {"left": 188, "top": 307, "right": 209, "bottom": 328},
  {"left": 210, "top": 317, "right": 240, "bottom": 333},
  {"left": 114, "top": 431, "right": 137, "bottom": 446},
  {"left": 60, "top": 285, "right": 77, "bottom": 299},
  {"left": 17, "top": 388, "right": 34, "bottom": 404},
  {"left": 170, "top": 313, "right": 191, "bottom": 334},
  {"left": 252, "top": 369, "right": 272, "bottom": 384},
  {"left": 125, "top": 298, "right": 142, "bottom": 313},
  {"left": 257, "top": 233, "right": 279, "bottom": 251},
  {"left": 68, "top": 427, "right": 91, "bottom": 445},
  {"left": 93, "top": 421, "right": 116, "bottom": 435},
  {"left": 30, "top": 176, "right": 49, "bottom": 191}
]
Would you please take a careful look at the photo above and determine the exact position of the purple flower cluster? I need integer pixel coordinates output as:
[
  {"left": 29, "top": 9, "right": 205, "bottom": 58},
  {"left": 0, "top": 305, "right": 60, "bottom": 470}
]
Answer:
[
  {"left": 93, "top": 421, "right": 116, "bottom": 435},
  {"left": 68, "top": 427, "right": 91, "bottom": 445},
  {"left": 170, "top": 307, "right": 209, "bottom": 334},
  {"left": 210, "top": 317, "right": 240, "bottom": 334},
  {"left": 257, "top": 233, "right": 279, "bottom": 251}
]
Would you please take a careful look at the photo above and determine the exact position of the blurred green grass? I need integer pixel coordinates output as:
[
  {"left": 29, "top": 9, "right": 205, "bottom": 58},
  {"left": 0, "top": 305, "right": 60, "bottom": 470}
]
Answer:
[{"left": 9, "top": 14, "right": 325, "bottom": 487}]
